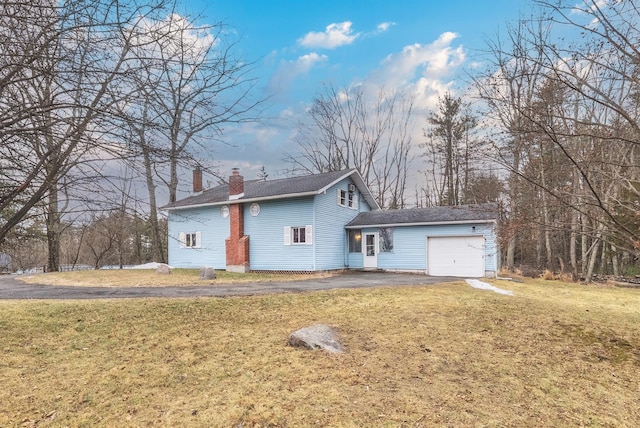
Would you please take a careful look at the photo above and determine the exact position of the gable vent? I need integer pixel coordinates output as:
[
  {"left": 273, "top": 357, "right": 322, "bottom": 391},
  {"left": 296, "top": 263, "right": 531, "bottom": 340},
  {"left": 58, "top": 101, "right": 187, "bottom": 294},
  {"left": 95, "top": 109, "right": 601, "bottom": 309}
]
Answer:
[{"left": 348, "top": 184, "right": 356, "bottom": 192}]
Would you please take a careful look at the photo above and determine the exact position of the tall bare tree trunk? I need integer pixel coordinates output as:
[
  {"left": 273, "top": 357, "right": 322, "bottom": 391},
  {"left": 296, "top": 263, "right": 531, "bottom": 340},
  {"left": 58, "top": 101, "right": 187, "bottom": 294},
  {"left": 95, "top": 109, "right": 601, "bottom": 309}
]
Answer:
[
  {"left": 142, "top": 146, "right": 166, "bottom": 264},
  {"left": 585, "top": 224, "right": 605, "bottom": 283},
  {"left": 46, "top": 184, "right": 60, "bottom": 272},
  {"left": 581, "top": 216, "right": 588, "bottom": 277},
  {"left": 570, "top": 206, "right": 579, "bottom": 280}
]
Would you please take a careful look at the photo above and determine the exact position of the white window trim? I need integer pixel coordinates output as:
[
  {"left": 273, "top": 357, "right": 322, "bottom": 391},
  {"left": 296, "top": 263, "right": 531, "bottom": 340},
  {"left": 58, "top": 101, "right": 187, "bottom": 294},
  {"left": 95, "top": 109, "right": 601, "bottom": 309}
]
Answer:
[
  {"left": 284, "top": 225, "right": 313, "bottom": 246},
  {"left": 179, "top": 231, "right": 202, "bottom": 249},
  {"left": 337, "top": 188, "right": 358, "bottom": 210}
]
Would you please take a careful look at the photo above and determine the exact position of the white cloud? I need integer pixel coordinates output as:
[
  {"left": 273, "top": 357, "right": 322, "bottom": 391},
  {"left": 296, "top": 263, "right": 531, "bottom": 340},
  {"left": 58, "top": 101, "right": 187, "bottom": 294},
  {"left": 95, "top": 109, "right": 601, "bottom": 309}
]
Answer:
[
  {"left": 295, "top": 52, "right": 328, "bottom": 72},
  {"left": 298, "top": 21, "right": 359, "bottom": 49},
  {"left": 366, "top": 32, "right": 466, "bottom": 110},
  {"left": 221, "top": 32, "right": 470, "bottom": 185},
  {"left": 570, "top": 0, "right": 608, "bottom": 15},
  {"left": 267, "top": 52, "right": 328, "bottom": 97},
  {"left": 376, "top": 22, "right": 395, "bottom": 33},
  {"left": 134, "top": 13, "right": 215, "bottom": 59}
]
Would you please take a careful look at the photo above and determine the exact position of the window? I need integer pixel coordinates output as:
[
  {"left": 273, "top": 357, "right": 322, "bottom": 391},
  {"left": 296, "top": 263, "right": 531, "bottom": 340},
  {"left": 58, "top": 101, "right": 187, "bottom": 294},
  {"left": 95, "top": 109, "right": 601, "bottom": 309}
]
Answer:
[
  {"left": 337, "top": 188, "right": 358, "bottom": 209},
  {"left": 348, "top": 229, "right": 362, "bottom": 253},
  {"left": 284, "top": 226, "right": 313, "bottom": 246},
  {"left": 293, "top": 227, "right": 306, "bottom": 244},
  {"left": 339, "top": 189, "right": 347, "bottom": 206},
  {"left": 179, "top": 231, "right": 201, "bottom": 248},
  {"left": 379, "top": 227, "right": 393, "bottom": 252}
]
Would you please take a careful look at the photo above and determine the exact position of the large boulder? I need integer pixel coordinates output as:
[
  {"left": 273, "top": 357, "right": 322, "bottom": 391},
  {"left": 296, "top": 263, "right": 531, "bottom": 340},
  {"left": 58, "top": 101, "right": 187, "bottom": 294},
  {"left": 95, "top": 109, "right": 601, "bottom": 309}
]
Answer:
[
  {"left": 155, "top": 263, "right": 172, "bottom": 275},
  {"left": 288, "top": 324, "right": 345, "bottom": 353},
  {"left": 199, "top": 266, "right": 217, "bottom": 280}
]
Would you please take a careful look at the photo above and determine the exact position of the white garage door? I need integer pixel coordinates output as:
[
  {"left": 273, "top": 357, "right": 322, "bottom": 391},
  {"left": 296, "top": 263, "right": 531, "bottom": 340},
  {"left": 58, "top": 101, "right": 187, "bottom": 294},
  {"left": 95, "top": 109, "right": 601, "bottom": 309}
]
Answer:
[{"left": 427, "top": 236, "right": 485, "bottom": 277}]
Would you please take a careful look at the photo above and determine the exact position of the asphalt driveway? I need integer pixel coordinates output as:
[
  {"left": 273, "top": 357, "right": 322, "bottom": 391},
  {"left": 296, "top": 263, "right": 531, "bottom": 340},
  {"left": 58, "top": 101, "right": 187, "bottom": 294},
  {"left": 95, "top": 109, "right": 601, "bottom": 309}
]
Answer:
[{"left": 0, "top": 271, "right": 458, "bottom": 300}]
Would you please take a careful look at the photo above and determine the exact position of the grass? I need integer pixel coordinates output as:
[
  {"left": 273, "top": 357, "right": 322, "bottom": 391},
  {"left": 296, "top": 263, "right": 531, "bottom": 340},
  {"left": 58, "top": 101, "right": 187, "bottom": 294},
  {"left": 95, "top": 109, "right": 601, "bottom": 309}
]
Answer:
[
  {"left": 1, "top": 277, "right": 639, "bottom": 426},
  {"left": 15, "top": 269, "right": 330, "bottom": 287}
]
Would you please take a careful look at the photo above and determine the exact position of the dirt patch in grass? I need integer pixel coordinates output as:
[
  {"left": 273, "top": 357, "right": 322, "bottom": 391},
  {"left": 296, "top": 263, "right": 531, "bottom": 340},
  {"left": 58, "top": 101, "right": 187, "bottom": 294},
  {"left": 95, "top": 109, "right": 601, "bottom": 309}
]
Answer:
[
  {"left": 15, "top": 269, "right": 331, "bottom": 287},
  {"left": 1, "top": 279, "right": 639, "bottom": 426}
]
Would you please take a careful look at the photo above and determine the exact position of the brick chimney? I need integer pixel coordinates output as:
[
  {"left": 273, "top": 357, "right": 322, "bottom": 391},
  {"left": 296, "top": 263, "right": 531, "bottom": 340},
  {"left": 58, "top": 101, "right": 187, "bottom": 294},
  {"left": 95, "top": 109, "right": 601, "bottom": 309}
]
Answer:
[
  {"left": 193, "top": 168, "right": 203, "bottom": 193},
  {"left": 225, "top": 168, "right": 250, "bottom": 273},
  {"left": 228, "top": 167, "right": 244, "bottom": 199}
]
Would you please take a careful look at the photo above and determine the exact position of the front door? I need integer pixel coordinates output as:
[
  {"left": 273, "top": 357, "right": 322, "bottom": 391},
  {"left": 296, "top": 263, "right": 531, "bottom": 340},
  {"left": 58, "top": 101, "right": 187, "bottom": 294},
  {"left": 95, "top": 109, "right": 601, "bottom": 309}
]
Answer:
[{"left": 363, "top": 232, "right": 378, "bottom": 269}]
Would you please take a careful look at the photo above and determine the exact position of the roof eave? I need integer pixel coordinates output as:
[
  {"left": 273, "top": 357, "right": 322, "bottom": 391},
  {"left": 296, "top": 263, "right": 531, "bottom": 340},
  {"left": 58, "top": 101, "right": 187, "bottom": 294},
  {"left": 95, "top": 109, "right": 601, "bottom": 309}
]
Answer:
[
  {"left": 162, "top": 190, "right": 321, "bottom": 211},
  {"left": 315, "top": 169, "right": 379, "bottom": 210},
  {"left": 345, "top": 219, "right": 497, "bottom": 229},
  {"left": 164, "top": 169, "right": 381, "bottom": 212}
]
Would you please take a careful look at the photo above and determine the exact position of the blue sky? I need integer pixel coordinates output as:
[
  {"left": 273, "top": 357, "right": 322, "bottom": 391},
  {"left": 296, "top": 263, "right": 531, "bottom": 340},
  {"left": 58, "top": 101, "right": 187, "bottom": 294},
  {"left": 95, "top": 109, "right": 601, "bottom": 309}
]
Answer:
[{"left": 181, "top": 0, "right": 533, "bottom": 181}]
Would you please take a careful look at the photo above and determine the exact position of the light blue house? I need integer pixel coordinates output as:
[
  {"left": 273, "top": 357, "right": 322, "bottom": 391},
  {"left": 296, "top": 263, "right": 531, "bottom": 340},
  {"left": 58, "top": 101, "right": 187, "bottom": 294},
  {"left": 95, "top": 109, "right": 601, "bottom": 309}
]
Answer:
[{"left": 163, "top": 168, "right": 500, "bottom": 277}]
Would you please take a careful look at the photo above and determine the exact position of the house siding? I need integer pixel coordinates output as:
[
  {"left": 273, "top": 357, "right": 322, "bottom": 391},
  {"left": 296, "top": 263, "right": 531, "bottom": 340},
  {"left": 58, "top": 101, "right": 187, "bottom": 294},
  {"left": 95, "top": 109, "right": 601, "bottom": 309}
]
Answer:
[
  {"left": 313, "top": 178, "right": 369, "bottom": 270},
  {"left": 244, "top": 197, "right": 315, "bottom": 271},
  {"left": 347, "top": 252, "right": 364, "bottom": 268},
  {"left": 165, "top": 170, "right": 500, "bottom": 276},
  {"left": 352, "top": 223, "right": 498, "bottom": 274},
  {"left": 478, "top": 223, "right": 499, "bottom": 274},
  {"left": 167, "top": 206, "right": 229, "bottom": 268}
]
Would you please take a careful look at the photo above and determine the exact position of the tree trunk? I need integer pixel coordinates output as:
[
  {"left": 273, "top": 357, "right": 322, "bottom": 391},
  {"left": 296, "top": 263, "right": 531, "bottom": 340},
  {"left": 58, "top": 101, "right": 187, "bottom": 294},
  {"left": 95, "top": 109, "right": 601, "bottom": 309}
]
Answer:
[
  {"left": 142, "top": 146, "right": 166, "bottom": 264},
  {"left": 581, "top": 215, "right": 588, "bottom": 277},
  {"left": 539, "top": 144, "right": 553, "bottom": 269},
  {"left": 46, "top": 184, "right": 60, "bottom": 272},
  {"left": 585, "top": 224, "right": 605, "bottom": 283},
  {"left": 570, "top": 208, "right": 579, "bottom": 280},
  {"left": 506, "top": 235, "right": 516, "bottom": 271}
]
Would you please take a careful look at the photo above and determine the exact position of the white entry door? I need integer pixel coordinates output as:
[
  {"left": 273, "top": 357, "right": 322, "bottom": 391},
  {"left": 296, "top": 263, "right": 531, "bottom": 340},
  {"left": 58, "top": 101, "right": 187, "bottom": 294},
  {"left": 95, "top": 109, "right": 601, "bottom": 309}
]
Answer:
[
  {"left": 363, "top": 232, "right": 378, "bottom": 269},
  {"left": 427, "top": 236, "right": 485, "bottom": 277}
]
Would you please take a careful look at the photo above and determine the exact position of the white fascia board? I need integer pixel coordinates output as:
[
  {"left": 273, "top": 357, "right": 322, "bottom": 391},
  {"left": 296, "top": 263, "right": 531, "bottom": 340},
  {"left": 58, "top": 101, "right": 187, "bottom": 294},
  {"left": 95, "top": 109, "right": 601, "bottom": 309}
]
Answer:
[
  {"left": 163, "top": 191, "right": 321, "bottom": 211},
  {"left": 162, "top": 202, "right": 225, "bottom": 211},
  {"left": 345, "top": 219, "right": 497, "bottom": 229},
  {"left": 316, "top": 170, "right": 356, "bottom": 194},
  {"left": 317, "top": 169, "right": 380, "bottom": 210},
  {"left": 226, "top": 191, "right": 320, "bottom": 205}
]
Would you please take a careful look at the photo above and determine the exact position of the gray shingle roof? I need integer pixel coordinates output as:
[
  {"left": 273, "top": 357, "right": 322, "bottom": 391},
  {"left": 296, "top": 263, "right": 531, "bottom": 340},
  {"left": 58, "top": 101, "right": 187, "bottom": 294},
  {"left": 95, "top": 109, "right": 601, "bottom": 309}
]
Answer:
[
  {"left": 346, "top": 203, "right": 498, "bottom": 227},
  {"left": 163, "top": 169, "right": 378, "bottom": 210}
]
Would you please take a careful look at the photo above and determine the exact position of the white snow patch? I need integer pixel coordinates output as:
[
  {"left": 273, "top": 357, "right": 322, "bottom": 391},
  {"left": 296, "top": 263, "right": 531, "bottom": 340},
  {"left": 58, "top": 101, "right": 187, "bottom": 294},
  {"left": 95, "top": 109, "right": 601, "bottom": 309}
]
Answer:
[
  {"left": 465, "top": 279, "right": 514, "bottom": 296},
  {"left": 125, "top": 262, "right": 175, "bottom": 270}
]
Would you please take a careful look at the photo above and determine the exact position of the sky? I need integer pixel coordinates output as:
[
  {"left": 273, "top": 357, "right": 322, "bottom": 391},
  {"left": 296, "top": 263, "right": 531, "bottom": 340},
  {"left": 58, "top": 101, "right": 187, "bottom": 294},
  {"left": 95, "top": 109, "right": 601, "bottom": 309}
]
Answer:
[{"left": 180, "top": 0, "right": 534, "bottom": 185}]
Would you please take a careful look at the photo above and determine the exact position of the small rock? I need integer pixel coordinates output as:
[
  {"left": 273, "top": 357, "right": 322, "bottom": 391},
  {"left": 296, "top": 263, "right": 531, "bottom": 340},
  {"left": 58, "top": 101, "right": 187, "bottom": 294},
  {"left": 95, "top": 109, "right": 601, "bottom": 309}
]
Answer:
[
  {"left": 199, "top": 266, "right": 217, "bottom": 280},
  {"left": 288, "top": 324, "right": 345, "bottom": 353},
  {"left": 155, "top": 263, "right": 172, "bottom": 275}
]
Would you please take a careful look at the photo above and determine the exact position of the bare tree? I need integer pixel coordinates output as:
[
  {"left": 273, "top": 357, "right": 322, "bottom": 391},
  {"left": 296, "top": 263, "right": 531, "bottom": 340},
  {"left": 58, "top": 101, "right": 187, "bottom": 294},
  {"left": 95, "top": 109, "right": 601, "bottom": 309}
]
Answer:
[
  {"left": 286, "top": 83, "right": 415, "bottom": 208},
  {"left": 116, "top": 12, "right": 261, "bottom": 262},
  {"left": 473, "top": 17, "right": 551, "bottom": 271},
  {"left": 476, "top": 1, "right": 640, "bottom": 280},
  {"left": 1, "top": 0, "right": 261, "bottom": 269},
  {"left": 0, "top": 0, "right": 180, "bottom": 271}
]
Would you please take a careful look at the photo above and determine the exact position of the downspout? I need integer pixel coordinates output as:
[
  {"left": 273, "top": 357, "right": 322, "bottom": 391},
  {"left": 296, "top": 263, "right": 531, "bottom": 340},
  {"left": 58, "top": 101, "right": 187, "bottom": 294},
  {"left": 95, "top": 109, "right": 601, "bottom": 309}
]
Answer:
[
  {"left": 312, "top": 196, "right": 316, "bottom": 271},
  {"left": 344, "top": 229, "right": 349, "bottom": 269}
]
